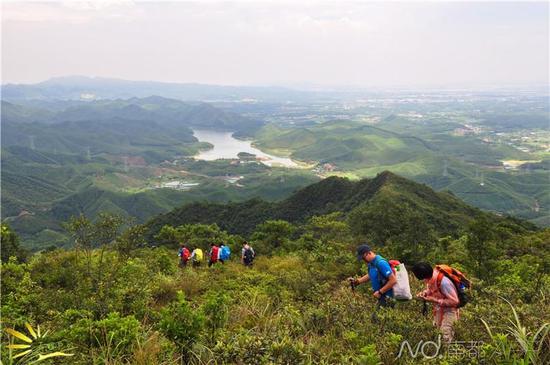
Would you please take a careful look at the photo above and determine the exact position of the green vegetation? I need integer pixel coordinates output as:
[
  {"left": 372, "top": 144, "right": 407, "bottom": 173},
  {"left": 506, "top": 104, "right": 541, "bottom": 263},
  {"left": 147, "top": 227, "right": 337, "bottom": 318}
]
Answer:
[
  {"left": 2, "top": 89, "right": 548, "bottom": 256},
  {"left": 1, "top": 98, "right": 318, "bottom": 250},
  {"left": 253, "top": 117, "right": 549, "bottom": 226},
  {"left": 5, "top": 164, "right": 318, "bottom": 251},
  {"left": 2, "top": 190, "right": 548, "bottom": 363},
  {"left": 2, "top": 77, "right": 548, "bottom": 364},
  {"left": 2, "top": 96, "right": 263, "bottom": 137},
  {"left": 147, "top": 171, "right": 534, "bottom": 240},
  {"left": 1, "top": 223, "right": 28, "bottom": 263}
]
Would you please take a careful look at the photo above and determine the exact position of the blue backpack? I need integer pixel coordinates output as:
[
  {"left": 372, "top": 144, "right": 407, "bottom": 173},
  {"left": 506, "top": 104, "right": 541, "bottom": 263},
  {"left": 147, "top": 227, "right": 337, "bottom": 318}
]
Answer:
[{"left": 220, "top": 245, "right": 231, "bottom": 260}]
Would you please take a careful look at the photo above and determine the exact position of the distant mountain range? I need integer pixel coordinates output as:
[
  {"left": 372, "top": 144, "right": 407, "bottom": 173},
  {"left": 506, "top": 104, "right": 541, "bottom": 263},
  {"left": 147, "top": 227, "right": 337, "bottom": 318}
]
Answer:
[
  {"left": 2, "top": 96, "right": 264, "bottom": 162},
  {"left": 2, "top": 95, "right": 262, "bottom": 130},
  {"left": 1, "top": 76, "right": 314, "bottom": 102}
]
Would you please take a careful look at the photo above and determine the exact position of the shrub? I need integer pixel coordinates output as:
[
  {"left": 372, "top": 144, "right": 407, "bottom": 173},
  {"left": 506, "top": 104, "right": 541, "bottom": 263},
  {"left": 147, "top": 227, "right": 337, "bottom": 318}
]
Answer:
[
  {"left": 60, "top": 310, "right": 141, "bottom": 361},
  {"left": 157, "top": 291, "right": 204, "bottom": 361},
  {"left": 201, "top": 292, "right": 229, "bottom": 344}
]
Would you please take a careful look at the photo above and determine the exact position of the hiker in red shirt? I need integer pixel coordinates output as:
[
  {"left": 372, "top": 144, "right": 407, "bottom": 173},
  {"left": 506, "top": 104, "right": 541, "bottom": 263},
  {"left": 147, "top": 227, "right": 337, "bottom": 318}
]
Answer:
[
  {"left": 412, "top": 263, "right": 467, "bottom": 343},
  {"left": 208, "top": 243, "right": 219, "bottom": 267}
]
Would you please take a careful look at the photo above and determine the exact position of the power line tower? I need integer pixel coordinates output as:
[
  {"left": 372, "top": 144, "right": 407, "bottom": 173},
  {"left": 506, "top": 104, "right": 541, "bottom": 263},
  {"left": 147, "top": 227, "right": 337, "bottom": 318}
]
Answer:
[
  {"left": 29, "top": 135, "right": 35, "bottom": 150},
  {"left": 442, "top": 159, "right": 449, "bottom": 177}
]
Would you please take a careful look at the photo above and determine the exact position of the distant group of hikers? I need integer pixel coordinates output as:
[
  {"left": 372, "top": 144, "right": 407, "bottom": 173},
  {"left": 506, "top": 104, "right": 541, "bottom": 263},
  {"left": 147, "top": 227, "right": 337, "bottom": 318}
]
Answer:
[
  {"left": 177, "top": 241, "right": 256, "bottom": 268},
  {"left": 350, "top": 244, "right": 471, "bottom": 343}
]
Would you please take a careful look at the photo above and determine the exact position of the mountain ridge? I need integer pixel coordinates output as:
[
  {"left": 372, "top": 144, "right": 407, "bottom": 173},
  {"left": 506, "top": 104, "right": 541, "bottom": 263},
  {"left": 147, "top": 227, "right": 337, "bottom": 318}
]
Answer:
[
  {"left": 146, "top": 171, "right": 535, "bottom": 241},
  {"left": 1, "top": 76, "right": 311, "bottom": 102}
]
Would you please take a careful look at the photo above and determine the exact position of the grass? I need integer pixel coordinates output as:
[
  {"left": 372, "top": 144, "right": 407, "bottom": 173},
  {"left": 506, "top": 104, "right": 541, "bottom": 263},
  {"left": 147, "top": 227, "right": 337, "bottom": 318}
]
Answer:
[{"left": 482, "top": 298, "right": 550, "bottom": 365}]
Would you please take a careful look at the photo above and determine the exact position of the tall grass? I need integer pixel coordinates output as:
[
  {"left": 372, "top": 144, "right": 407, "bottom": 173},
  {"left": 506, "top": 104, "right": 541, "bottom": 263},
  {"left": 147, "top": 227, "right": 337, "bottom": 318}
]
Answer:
[{"left": 481, "top": 298, "right": 549, "bottom": 365}]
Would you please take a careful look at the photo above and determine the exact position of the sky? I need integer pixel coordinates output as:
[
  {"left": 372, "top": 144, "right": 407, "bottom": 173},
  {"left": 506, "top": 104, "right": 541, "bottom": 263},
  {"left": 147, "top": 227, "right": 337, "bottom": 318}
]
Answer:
[{"left": 1, "top": 1, "right": 549, "bottom": 88}]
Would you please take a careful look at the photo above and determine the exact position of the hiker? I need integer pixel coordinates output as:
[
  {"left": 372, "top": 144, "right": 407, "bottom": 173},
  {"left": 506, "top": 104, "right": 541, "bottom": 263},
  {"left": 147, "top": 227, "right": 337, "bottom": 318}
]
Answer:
[
  {"left": 208, "top": 243, "right": 220, "bottom": 267},
  {"left": 349, "top": 244, "right": 397, "bottom": 308},
  {"left": 178, "top": 243, "right": 190, "bottom": 268},
  {"left": 219, "top": 243, "right": 231, "bottom": 264},
  {"left": 190, "top": 247, "right": 204, "bottom": 267},
  {"left": 411, "top": 262, "right": 461, "bottom": 343},
  {"left": 241, "top": 241, "right": 255, "bottom": 266}
]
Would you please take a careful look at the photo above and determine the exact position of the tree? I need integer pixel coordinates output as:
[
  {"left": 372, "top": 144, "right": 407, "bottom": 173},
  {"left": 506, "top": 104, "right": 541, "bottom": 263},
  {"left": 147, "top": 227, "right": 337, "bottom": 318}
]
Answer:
[
  {"left": 465, "top": 217, "right": 498, "bottom": 282},
  {"left": 63, "top": 213, "right": 126, "bottom": 317},
  {"left": 347, "top": 197, "right": 407, "bottom": 245},
  {"left": 0, "top": 224, "right": 27, "bottom": 263},
  {"left": 306, "top": 212, "right": 352, "bottom": 245},
  {"left": 251, "top": 220, "right": 295, "bottom": 254},
  {"left": 155, "top": 223, "right": 237, "bottom": 252},
  {"left": 115, "top": 224, "right": 147, "bottom": 259},
  {"left": 390, "top": 211, "right": 436, "bottom": 264}
]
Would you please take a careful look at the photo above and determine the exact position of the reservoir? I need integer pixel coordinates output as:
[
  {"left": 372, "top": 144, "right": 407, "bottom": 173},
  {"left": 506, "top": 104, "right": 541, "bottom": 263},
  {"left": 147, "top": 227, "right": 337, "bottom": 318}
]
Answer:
[{"left": 192, "top": 129, "right": 298, "bottom": 168}]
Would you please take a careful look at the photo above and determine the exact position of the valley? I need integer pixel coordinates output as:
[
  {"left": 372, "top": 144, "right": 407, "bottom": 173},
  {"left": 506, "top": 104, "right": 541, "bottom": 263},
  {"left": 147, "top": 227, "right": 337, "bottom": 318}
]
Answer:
[
  {"left": 2, "top": 4, "right": 549, "bottom": 364},
  {"left": 1, "top": 79, "right": 548, "bottom": 250}
]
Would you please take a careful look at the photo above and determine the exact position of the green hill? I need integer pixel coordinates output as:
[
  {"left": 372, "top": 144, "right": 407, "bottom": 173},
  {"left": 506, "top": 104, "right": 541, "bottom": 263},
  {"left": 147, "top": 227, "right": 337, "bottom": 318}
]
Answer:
[
  {"left": 253, "top": 120, "right": 549, "bottom": 225},
  {"left": 147, "top": 171, "right": 533, "bottom": 240},
  {"left": 2, "top": 96, "right": 264, "bottom": 136},
  {"left": 3, "top": 147, "right": 319, "bottom": 250},
  {"left": 2, "top": 185, "right": 547, "bottom": 364}
]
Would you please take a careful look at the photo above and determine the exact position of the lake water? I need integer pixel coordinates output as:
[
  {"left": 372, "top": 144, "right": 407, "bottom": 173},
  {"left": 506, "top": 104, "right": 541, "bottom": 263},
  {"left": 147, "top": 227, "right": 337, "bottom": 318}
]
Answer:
[{"left": 192, "top": 129, "right": 298, "bottom": 168}]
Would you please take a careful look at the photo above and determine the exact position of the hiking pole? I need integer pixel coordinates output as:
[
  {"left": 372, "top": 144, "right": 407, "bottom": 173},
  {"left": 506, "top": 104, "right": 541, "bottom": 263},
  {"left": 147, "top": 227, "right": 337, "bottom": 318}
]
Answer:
[
  {"left": 349, "top": 278, "right": 357, "bottom": 292},
  {"left": 422, "top": 299, "right": 428, "bottom": 317}
]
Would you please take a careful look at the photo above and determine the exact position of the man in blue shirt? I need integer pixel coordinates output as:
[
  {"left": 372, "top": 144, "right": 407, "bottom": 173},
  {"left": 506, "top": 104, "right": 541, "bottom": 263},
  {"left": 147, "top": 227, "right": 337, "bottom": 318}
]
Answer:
[{"left": 350, "top": 244, "right": 397, "bottom": 308}]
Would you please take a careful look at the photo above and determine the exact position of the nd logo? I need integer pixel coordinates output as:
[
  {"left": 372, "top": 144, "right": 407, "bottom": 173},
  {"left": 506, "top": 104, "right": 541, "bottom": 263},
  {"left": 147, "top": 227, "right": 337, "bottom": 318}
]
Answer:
[{"left": 396, "top": 335, "right": 442, "bottom": 359}]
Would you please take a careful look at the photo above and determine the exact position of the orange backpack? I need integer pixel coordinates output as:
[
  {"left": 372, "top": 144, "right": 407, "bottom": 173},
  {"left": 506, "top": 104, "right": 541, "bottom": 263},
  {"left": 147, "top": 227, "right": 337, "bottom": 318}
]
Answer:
[{"left": 435, "top": 264, "right": 471, "bottom": 307}]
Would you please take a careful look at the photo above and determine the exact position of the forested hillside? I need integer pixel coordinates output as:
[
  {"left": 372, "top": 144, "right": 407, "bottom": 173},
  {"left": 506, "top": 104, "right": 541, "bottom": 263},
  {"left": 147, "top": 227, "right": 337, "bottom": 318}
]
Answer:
[
  {"left": 2, "top": 98, "right": 312, "bottom": 250},
  {"left": 2, "top": 179, "right": 548, "bottom": 364},
  {"left": 2, "top": 1, "right": 548, "bottom": 363},
  {"left": 148, "top": 171, "right": 534, "bottom": 242},
  {"left": 253, "top": 120, "right": 549, "bottom": 226}
]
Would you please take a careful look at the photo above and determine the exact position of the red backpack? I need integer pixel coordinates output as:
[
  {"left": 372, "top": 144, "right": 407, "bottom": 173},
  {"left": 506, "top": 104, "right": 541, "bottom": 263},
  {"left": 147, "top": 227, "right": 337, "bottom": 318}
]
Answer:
[
  {"left": 211, "top": 246, "right": 219, "bottom": 261},
  {"left": 182, "top": 247, "right": 190, "bottom": 261},
  {"left": 388, "top": 259, "right": 401, "bottom": 273}
]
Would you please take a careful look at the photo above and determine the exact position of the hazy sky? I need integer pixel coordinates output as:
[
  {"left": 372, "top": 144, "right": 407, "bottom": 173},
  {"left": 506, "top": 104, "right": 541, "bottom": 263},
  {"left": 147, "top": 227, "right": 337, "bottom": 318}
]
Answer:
[{"left": 2, "top": 1, "right": 549, "bottom": 87}]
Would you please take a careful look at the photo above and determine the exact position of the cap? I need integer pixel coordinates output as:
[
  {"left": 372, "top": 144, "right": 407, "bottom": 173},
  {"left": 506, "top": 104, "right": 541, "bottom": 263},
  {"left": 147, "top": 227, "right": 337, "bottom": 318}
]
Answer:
[{"left": 356, "top": 244, "right": 372, "bottom": 261}]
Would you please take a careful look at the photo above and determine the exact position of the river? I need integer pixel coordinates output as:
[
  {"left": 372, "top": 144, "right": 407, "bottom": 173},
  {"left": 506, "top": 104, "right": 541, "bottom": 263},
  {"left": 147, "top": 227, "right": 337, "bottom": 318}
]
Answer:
[{"left": 192, "top": 129, "right": 298, "bottom": 168}]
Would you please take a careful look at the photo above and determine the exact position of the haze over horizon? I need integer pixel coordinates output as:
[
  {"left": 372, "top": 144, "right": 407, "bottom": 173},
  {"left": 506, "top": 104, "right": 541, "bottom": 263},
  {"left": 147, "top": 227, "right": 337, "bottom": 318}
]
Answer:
[{"left": 2, "top": 1, "right": 549, "bottom": 88}]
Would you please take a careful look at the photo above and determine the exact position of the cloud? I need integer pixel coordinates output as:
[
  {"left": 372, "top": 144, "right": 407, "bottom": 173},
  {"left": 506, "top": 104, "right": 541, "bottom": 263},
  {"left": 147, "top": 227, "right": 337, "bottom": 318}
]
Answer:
[
  {"left": 2, "top": 1, "right": 141, "bottom": 24},
  {"left": 1, "top": 1, "right": 548, "bottom": 86}
]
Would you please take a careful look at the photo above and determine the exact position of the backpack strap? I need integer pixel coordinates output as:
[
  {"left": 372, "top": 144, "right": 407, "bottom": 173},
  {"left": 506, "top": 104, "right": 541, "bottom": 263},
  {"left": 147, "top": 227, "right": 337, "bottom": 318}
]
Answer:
[
  {"left": 371, "top": 255, "right": 389, "bottom": 287},
  {"left": 436, "top": 271, "right": 445, "bottom": 290},
  {"left": 369, "top": 255, "right": 381, "bottom": 274}
]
